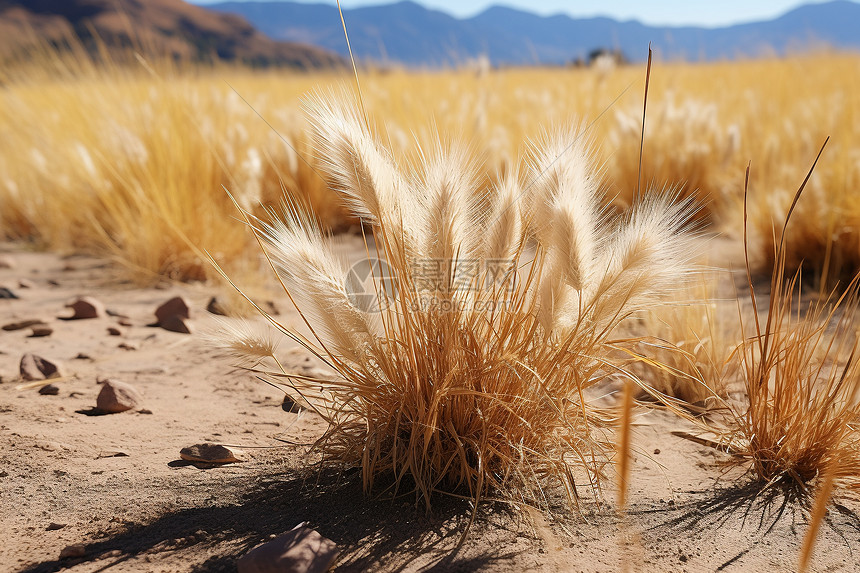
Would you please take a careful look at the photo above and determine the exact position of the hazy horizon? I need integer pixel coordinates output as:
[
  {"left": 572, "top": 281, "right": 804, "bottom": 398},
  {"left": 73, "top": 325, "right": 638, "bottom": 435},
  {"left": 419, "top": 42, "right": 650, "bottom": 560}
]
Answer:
[{"left": 188, "top": 0, "right": 848, "bottom": 27}]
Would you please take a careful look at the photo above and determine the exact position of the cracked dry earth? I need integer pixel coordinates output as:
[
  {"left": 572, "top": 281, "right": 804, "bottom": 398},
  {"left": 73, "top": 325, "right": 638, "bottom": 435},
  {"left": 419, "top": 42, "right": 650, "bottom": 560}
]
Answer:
[{"left": 2, "top": 241, "right": 860, "bottom": 573}]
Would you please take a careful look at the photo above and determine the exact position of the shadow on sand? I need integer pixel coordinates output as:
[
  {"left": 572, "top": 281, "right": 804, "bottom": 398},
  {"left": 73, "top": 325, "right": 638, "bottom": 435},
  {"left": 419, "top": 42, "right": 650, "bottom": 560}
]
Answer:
[
  {"left": 18, "top": 467, "right": 522, "bottom": 573},
  {"left": 632, "top": 476, "right": 860, "bottom": 571}
]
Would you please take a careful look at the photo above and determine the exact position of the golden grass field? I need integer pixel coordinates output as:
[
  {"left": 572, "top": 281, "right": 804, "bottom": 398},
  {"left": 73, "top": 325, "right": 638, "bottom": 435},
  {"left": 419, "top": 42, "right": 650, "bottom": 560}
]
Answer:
[
  {"left": 3, "top": 50, "right": 860, "bottom": 571},
  {"left": 1, "top": 53, "right": 859, "bottom": 284}
]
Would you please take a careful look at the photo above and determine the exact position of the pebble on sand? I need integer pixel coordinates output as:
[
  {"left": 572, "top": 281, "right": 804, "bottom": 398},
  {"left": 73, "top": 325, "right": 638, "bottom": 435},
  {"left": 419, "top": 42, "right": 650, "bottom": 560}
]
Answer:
[
  {"left": 20, "top": 354, "right": 63, "bottom": 381},
  {"left": 179, "top": 443, "right": 242, "bottom": 464},
  {"left": 59, "top": 544, "right": 86, "bottom": 559},
  {"left": 0, "top": 287, "right": 18, "bottom": 299},
  {"left": 66, "top": 297, "right": 106, "bottom": 320},
  {"left": 155, "top": 296, "right": 191, "bottom": 323},
  {"left": 3, "top": 319, "right": 46, "bottom": 331},
  {"left": 237, "top": 524, "right": 338, "bottom": 573},
  {"left": 96, "top": 379, "right": 142, "bottom": 413},
  {"left": 206, "top": 296, "right": 228, "bottom": 316},
  {"left": 39, "top": 383, "right": 60, "bottom": 395},
  {"left": 159, "top": 314, "right": 192, "bottom": 334},
  {"left": 29, "top": 325, "right": 53, "bottom": 338}
]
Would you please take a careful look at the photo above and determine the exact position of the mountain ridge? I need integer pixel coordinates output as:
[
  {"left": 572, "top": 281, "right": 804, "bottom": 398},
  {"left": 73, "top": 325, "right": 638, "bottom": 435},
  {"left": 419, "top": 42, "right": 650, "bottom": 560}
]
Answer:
[
  {"left": 0, "top": 0, "right": 345, "bottom": 68},
  {"left": 208, "top": 0, "right": 860, "bottom": 66}
]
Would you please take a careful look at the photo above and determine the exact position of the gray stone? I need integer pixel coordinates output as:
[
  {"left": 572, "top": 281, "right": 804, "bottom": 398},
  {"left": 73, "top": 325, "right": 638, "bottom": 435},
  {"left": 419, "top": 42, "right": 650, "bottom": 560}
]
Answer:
[{"left": 237, "top": 525, "right": 337, "bottom": 573}]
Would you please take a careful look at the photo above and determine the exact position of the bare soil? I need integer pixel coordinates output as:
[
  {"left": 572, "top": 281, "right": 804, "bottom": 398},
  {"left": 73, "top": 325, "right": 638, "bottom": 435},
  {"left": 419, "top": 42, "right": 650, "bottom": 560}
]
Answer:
[{"left": 2, "top": 242, "right": 859, "bottom": 573}]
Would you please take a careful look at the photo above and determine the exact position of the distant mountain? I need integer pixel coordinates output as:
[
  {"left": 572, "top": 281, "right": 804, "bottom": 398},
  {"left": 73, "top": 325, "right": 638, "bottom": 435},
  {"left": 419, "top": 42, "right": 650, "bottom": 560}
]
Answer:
[
  {"left": 0, "top": 0, "right": 344, "bottom": 68},
  {"left": 209, "top": 0, "right": 860, "bottom": 66}
]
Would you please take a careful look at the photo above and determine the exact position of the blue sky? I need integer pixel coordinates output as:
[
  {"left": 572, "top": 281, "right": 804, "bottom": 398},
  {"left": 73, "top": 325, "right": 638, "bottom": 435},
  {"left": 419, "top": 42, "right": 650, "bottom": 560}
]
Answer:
[{"left": 190, "top": 0, "right": 839, "bottom": 27}]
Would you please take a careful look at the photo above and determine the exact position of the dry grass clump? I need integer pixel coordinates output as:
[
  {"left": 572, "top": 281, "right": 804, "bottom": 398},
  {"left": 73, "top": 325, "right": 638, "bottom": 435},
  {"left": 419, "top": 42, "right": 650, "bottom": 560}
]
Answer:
[
  {"left": 717, "top": 162, "right": 860, "bottom": 489},
  {"left": 0, "top": 53, "right": 349, "bottom": 281},
  {"left": 218, "top": 89, "right": 699, "bottom": 516}
]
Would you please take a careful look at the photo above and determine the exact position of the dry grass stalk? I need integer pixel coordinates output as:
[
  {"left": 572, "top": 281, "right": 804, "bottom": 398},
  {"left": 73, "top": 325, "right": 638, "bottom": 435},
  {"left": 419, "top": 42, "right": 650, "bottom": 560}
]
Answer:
[
  {"left": 220, "top": 89, "right": 698, "bottom": 519},
  {"left": 716, "top": 148, "right": 860, "bottom": 491}
]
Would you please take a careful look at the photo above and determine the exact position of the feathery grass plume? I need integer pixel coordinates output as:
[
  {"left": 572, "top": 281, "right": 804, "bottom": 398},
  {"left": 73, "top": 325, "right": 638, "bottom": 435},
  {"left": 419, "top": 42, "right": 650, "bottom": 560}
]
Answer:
[
  {"left": 484, "top": 168, "right": 525, "bottom": 262},
  {"left": 709, "top": 152, "right": 860, "bottom": 493},
  {"left": 205, "top": 317, "right": 280, "bottom": 368},
  {"left": 226, "top": 89, "right": 699, "bottom": 527}
]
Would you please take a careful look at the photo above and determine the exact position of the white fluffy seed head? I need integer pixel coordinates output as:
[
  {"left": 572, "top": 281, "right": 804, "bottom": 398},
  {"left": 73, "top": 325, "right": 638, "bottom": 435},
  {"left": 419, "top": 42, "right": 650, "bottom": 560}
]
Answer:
[
  {"left": 259, "top": 203, "right": 377, "bottom": 365},
  {"left": 529, "top": 127, "right": 603, "bottom": 293},
  {"left": 303, "top": 89, "right": 423, "bottom": 256}
]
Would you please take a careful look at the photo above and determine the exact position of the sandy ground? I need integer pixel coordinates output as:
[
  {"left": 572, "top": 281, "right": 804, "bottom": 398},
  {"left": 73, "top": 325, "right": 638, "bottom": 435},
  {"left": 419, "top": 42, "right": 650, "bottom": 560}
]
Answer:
[{"left": 2, "top": 240, "right": 860, "bottom": 573}]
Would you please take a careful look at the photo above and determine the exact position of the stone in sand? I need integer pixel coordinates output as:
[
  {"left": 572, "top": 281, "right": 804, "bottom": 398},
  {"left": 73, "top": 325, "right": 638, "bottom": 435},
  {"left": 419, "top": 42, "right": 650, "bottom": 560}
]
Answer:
[
  {"left": 18, "top": 278, "right": 34, "bottom": 289},
  {"left": 155, "top": 296, "right": 191, "bottom": 323},
  {"left": 282, "top": 395, "right": 305, "bottom": 414},
  {"left": 96, "top": 380, "right": 142, "bottom": 413},
  {"left": 0, "top": 255, "right": 15, "bottom": 269},
  {"left": 0, "top": 287, "right": 18, "bottom": 299},
  {"left": 237, "top": 525, "right": 337, "bottom": 573},
  {"left": 38, "top": 383, "right": 60, "bottom": 395},
  {"left": 206, "top": 296, "right": 228, "bottom": 316},
  {"left": 107, "top": 327, "right": 122, "bottom": 336},
  {"left": 159, "top": 314, "right": 192, "bottom": 334},
  {"left": 59, "top": 544, "right": 86, "bottom": 559},
  {"left": 20, "top": 354, "right": 62, "bottom": 381},
  {"left": 180, "top": 443, "right": 242, "bottom": 464},
  {"left": 30, "top": 325, "right": 53, "bottom": 338},
  {"left": 66, "top": 297, "right": 105, "bottom": 319},
  {"left": 3, "top": 319, "right": 46, "bottom": 331}
]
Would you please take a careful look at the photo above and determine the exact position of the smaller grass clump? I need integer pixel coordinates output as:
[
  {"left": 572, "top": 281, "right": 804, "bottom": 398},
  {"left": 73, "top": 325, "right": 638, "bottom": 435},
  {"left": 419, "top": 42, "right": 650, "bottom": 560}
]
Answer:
[
  {"left": 718, "top": 155, "right": 860, "bottom": 490},
  {"left": 218, "top": 88, "right": 699, "bottom": 519}
]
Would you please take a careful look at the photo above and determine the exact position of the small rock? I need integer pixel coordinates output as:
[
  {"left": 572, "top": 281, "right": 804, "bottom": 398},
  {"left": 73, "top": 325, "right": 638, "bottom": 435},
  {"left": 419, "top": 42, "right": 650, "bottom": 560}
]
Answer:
[
  {"left": 39, "top": 384, "right": 60, "bottom": 396},
  {"left": 96, "top": 380, "right": 142, "bottom": 413},
  {"left": 20, "top": 354, "right": 62, "bottom": 381},
  {"left": 0, "top": 255, "right": 15, "bottom": 269},
  {"left": 29, "top": 325, "right": 53, "bottom": 338},
  {"left": 180, "top": 443, "right": 242, "bottom": 464},
  {"left": 155, "top": 296, "right": 191, "bottom": 324},
  {"left": 137, "top": 409, "right": 153, "bottom": 415},
  {"left": 118, "top": 342, "right": 139, "bottom": 351},
  {"left": 74, "top": 353, "right": 93, "bottom": 360},
  {"left": 653, "top": 449, "right": 661, "bottom": 455},
  {"left": 107, "top": 327, "right": 122, "bottom": 336},
  {"left": 46, "top": 522, "right": 66, "bottom": 531},
  {"left": 206, "top": 297, "right": 228, "bottom": 316},
  {"left": 237, "top": 525, "right": 337, "bottom": 573},
  {"left": 118, "top": 318, "right": 132, "bottom": 327},
  {"left": 159, "top": 314, "right": 192, "bottom": 334},
  {"left": 59, "top": 544, "right": 86, "bottom": 559},
  {"left": 18, "top": 278, "right": 35, "bottom": 289},
  {"left": 282, "top": 395, "right": 305, "bottom": 414},
  {"left": 66, "top": 297, "right": 105, "bottom": 320},
  {"left": 0, "top": 287, "right": 18, "bottom": 299},
  {"left": 3, "top": 319, "right": 46, "bottom": 331},
  {"left": 47, "top": 279, "right": 60, "bottom": 287}
]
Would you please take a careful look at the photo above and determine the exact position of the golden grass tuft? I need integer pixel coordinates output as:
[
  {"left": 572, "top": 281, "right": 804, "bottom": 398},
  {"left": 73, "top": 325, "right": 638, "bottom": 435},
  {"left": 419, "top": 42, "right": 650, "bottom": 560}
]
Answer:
[
  {"left": 717, "top": 156, "right": 860, "bottom": 490},
  {"left": 218, "top": 89, "right": 699, "bottom": 518}
]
